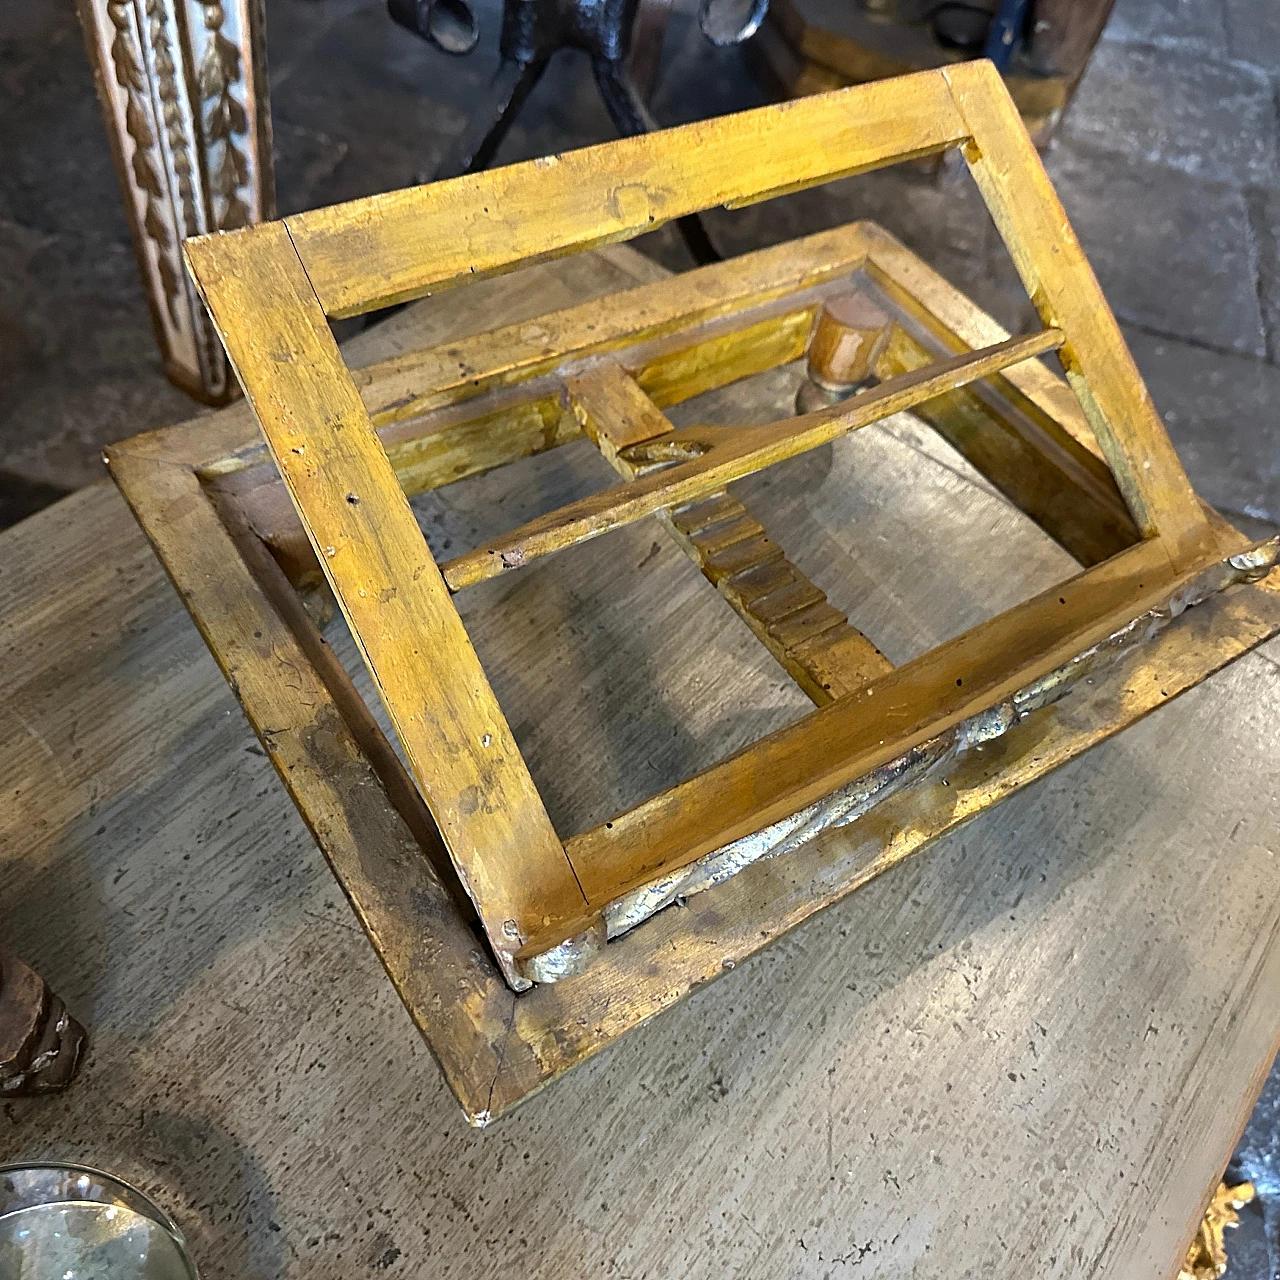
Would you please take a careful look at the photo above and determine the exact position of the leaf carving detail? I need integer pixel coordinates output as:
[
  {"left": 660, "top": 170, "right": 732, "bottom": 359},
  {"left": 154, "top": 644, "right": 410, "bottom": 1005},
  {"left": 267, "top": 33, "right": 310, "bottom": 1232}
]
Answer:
[{"left": 106, "top": 0, "right": 182, "bottom": 319}]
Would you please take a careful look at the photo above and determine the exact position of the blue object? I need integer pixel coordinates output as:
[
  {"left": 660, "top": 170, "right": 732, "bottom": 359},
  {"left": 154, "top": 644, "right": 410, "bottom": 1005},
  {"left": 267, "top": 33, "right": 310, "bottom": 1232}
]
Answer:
[{"left": 982, "top": 0, "right": 1030, "bottom": 71}]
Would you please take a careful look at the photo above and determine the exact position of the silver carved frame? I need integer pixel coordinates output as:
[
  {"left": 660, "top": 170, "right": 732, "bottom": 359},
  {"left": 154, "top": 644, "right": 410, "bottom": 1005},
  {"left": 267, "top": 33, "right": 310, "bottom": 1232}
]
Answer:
[{"left": 76, "top": 0, "right": 274, "bottom": 404}]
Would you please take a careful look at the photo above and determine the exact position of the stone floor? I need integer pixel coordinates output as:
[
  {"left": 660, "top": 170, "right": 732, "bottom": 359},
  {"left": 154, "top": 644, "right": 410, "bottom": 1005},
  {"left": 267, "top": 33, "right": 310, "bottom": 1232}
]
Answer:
[{"left": 1, "top": 0, "right": 1279, "bottom": 1270}]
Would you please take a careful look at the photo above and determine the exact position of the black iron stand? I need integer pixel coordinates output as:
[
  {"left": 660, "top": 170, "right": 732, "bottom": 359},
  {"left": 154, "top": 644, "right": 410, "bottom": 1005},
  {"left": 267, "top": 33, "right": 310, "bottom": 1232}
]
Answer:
[{"left": 392, "top": 0, "right": 744, "bottom": 265}]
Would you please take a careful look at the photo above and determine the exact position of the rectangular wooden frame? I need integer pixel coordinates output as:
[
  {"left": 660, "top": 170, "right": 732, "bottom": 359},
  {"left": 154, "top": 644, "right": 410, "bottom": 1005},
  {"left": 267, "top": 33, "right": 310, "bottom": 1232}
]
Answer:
[{"left": 108, "top": 65, "right": 1280, "bottom": 1121}]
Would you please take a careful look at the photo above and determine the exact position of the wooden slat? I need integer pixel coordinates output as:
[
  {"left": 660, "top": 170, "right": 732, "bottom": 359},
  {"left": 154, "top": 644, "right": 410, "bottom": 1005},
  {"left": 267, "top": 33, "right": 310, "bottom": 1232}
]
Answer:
[
  {"left": 634, "top": 305, "right": 818, "bottom": 408},
  {"left": 176, "top": 223, "right": 872, "bottom": 478},
  {"left": 561, "top": 535, "right": 1177, "bottom": 914},
  {"left": 567, "top": 362, "right": 892, "bottom": 704},
  {"left": 942, "top": 60, "right": 1214, "bottom": 568},
  {"left": 443, "top": 328, "right": 1065, "bottom": 591},
  {"left": 566, "top": 359, "right": 674, "bottom": 459},
  {"left": 183, "top": 223, "right": 594, "bottom": 962},
  {"left": 357, "top": 229, "right": 862, "bottom": 430},
  {"left": 282, "top": 74, "right": 969, "bottom": 318},
  {"left": 792, "top": 623, "right": 894, "bottom": 695}
]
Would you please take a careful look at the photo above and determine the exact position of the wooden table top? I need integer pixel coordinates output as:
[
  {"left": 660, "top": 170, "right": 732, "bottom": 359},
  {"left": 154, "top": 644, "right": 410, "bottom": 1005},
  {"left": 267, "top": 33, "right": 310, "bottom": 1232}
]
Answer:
[{"left": 2, "top": 247, "right": 1278, "bottom": 1279}]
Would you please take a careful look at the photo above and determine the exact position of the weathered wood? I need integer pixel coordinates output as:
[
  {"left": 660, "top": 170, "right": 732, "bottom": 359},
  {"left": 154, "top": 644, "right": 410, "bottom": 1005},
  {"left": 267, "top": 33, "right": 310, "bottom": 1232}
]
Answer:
[
  {"left": 666, "top": 498, "right": 891, "bottom": 702},
  {"left": 178, "top": 222, "right": 988, "bottom": 744},
  {"left": 860, "top": 221, "right": 1111, "bottom": 467},
  {"left": 565, "top": 359, "right": 674, "bottom": 460},
  {"left": 567, "top": 361, "right": 892, "bottom": 703},
  {"left": 352, "top": 230, "right": 860, "bottom": 434},
  {"left": 184, "top": 223, "right": 593, "bottom": 965},
  {"left": 528, "top": 566, "right": 1280, "bottom": 1096},
  {"left": 209, "top": 217, "right": 1138, "bottom": 601},
  {"left": 634, "top": 304, "right": 818, "bottom": 407},
  {"left": 280, "top": 74, "right": 968, "bottom": 317},
  {"left": 209, "top": 483, "right": 478, "bottom": 926},
  {"left": 443, "top": 328, "right": 1066, "bottom": 591},
  {"left": 206, "top": 231, "right": 868, "bottom": 592}
]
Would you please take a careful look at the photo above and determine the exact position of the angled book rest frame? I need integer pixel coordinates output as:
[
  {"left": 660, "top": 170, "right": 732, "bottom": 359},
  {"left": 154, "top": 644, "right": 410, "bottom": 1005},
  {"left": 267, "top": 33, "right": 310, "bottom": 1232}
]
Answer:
[{"left": 108, "top": 61, "right": 1280, "bottom": 1123}]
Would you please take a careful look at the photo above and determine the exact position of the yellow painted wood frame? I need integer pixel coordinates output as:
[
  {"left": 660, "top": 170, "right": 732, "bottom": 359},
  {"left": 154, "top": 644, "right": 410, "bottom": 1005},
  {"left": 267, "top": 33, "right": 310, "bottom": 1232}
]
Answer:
[
  {"left": 109, "top": 209, "right": 1280, "bottom": 1121},
  {"left": 170, "top": 60, "right": 1244, "bottom": 987}
]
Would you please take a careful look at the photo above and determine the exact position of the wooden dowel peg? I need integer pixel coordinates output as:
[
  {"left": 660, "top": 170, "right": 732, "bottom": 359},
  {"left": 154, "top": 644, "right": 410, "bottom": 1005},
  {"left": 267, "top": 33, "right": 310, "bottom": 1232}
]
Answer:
[{"left": 797, "top": 293, "right": 895, "bottom": 412}]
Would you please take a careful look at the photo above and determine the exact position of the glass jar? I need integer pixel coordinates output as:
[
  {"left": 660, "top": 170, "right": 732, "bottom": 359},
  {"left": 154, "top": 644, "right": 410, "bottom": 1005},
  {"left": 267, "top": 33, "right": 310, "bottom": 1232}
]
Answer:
[{"left": 0, "top": 1163, "right": 199, "bottom": 1280}]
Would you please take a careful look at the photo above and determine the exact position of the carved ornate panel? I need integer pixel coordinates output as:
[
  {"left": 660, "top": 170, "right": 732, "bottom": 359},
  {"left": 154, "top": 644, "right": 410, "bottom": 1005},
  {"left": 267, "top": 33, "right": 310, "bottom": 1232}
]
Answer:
[{"left": 76, "top": 0, "right": 274, "bottom": 404}]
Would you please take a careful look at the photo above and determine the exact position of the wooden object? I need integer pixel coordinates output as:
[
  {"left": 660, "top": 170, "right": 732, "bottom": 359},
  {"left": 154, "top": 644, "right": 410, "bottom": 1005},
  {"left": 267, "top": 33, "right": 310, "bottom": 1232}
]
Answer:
[
  {"left": 805, "top": 293, "right": 894, "bottom": 390},
  {"left": 795, "top": 292, "right": 894, "bottom": 410},
  {"left": 106, "top": 72, "right": 1279, "bottom": 1118},
  {"left": 754, "top": 0, "right": 1116, "bottom": 144},
  {"left": 0, "top": 951, "right": 87, "bottom": 1095},
  {"left": 75, "top": 0, "right": 274, "bottom": 403},
  {"left": 393, "top": 0, "right": 733, "bottom": 266},
  {"left": 7, "top": 255, "right": 1280, "bottom": 1275}
]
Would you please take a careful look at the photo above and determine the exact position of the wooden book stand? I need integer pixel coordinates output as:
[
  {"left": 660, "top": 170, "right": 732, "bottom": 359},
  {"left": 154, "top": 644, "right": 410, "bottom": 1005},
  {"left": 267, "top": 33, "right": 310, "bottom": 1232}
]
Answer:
[{"left": 108, "top": 62, "right": 1280, "bottom": 1123}]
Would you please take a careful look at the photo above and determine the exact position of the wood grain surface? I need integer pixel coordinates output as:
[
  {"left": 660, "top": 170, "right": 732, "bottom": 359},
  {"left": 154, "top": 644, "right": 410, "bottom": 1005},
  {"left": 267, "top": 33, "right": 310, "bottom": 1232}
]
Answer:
[{"left": 3, "top": 251, "right": 1279, "bottom": 1279}]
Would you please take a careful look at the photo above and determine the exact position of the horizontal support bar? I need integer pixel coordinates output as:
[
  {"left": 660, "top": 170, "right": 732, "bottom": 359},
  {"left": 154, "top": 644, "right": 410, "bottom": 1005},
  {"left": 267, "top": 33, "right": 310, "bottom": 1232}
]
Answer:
[
  {"left": 279, "top": 74, "right": 968, "bottom": 318},
  {"left": 441, "top": 328, "right": 1065, "bottom": 592},
  {"left": 557, "top": 534, "right": 1183, "bottom": 921}
]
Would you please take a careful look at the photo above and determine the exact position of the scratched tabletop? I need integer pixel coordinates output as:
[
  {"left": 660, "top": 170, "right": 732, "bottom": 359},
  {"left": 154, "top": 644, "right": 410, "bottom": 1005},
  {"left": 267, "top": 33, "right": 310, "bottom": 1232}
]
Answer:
[{"left": 3, "top": 247, "right": 1279, "bottom": 1279}]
